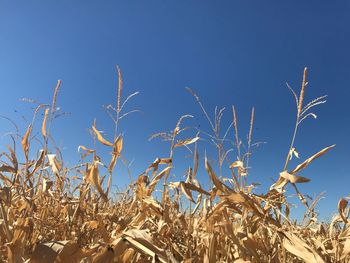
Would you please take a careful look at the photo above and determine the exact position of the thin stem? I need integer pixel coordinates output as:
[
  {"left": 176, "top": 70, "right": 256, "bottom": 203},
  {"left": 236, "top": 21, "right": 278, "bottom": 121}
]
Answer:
[
  {"left": 283, "top": 67, "right": 307, "bottom": 171},
  {"left": 283, "top": 115, "right": 299, "bottom": 171}
]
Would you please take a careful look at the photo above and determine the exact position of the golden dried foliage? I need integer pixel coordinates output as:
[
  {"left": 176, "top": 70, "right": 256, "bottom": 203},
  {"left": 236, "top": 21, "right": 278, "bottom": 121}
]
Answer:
[{"left": 0, "top": 68, "right": 348, "bottom": 263}]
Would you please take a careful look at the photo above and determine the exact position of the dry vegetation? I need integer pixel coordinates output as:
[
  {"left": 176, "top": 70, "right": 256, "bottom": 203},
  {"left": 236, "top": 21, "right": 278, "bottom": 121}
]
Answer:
[{"left": 0, "top": 67, "right": 349, "bottom": 262}]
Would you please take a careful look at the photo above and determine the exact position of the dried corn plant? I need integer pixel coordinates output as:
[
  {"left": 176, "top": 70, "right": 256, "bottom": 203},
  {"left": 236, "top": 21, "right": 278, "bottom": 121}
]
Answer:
[{"left": 0, "top": 67, "right": 349, "bottom": 263}]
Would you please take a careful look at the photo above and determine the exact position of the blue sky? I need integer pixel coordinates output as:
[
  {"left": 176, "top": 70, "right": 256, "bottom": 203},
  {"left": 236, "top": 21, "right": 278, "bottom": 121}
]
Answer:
[{"left": 0, "top": 1, "right": 349, "bottom": 219}]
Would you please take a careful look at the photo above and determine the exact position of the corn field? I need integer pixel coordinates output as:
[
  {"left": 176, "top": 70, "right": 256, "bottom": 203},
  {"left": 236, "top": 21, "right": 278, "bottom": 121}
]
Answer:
[{"left": 0, "top": 67, "right": 349, "bottom": 263}]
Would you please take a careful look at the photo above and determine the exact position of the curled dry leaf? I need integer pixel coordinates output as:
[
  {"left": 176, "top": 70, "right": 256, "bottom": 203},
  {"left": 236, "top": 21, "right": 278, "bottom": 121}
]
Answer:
[
  {"left": 338, "top": 198, "right": 349, "bottom": 224},
  {"left": 78, "top": 145, "right": 95, "bottom": 159},
  {"left": 30, "top": 149, "right": 46, "bottom": 177},
  {"left": 86, "top": 161, "right": 108, "bottom": 202},
  {"left": 42, "top": 178, "right": 53, "bottom": 193},
  {"left": 281, "top": 231, "right": 325, "bottom": 263},
  {"left": 341, "top": 236, "right": 350, "bottom": 260},
  {"left": 22, "top": 124, "right": 32, "bottom": 160},
  {"left": 280, "top": 170, "right": 310, "bottom": 184},
  {"left": 173, "top": 137, "right": 199, "bottom": 148},
  {"left": 147, "top": 166, "right": 172, "bottom": 196},
  {"left": 169, "top": 182, "right": 195, "bottom": 203},
  {"left": 170, "top": 181, "right": 210, "bottom": 204},
  {"left": 229, "top": 160, "right": 244, "bottom": 169},
  {"left": 92, "top": 123, "right": 113, "bottom": 147},
  {"left": 108, "top": 135, "right": 123, "bottom": 173},
  {"left": 122, "top": 229, "right": 172, "bottom": 263},
  {"left": 42, "top": 108, "right": 50, "bottom": 139},
  {"left": 271, "top": 145, "right": 335, "bottom": 191},
  {"left": 205, "top": 155, "right": 232, "bottom": 194},
  {"left": 290, "top": 144, "right": 335, "bottom": 174},
  {"left": 47, "top": 154, "right": 62, "bottom": 177}
]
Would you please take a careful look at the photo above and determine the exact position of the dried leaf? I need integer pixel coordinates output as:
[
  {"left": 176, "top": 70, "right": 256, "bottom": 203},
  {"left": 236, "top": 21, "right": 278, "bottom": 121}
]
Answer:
[
  {"left": 42, "top": 108, "right": 50, "bottom": 139},
  {"left": 229, "top": 160, "right": 244, "bottom": 169},
  {"left": 30, "top": 150, "right": 46, "bottom": 177},
  {"left": 92, "top": 123, "right": 113, "bottom": 146},
  {"left": 78, "top": 145, "right": 95, "bottom": 159},
  {"left": 338, "top": 198, "right": 349, "bottom": 223},
  {"left": 280, "top": 170, "right": 310, "bottom": 184},
  {"left": 205, "top": 155, "right": 232, "bottom": 194},
  {"left": 147, "top": 166, "right": 171, "bottom": 196},
  {"left": 174, "top": 137, "right": 199, "bottom": 148},
  {"left": 108, "top": 136, "right": 123, "bottom": 173},
  {"left": 290, "top": 144, "right": 335, "bottom": 174},
  {"left": 282, "top": 232, "right": 324, "bottom": 263},
  {"left": 22, "top": 124, "right": 32, "bottom": 160},
  {"left": 86, "top": 161, "right": 108, "bottom": 202},
  {"left": 123, "top": 229, "right": 170, "bottom": 263},
  {"left": 47, "top": 154, "right": 62, "bottom": 177}
]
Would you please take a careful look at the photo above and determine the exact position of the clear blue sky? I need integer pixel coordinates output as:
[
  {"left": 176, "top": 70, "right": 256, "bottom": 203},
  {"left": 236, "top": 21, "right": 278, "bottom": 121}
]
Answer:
[{"left": 0, "top": 1, "right": 349, "bottom": 219}]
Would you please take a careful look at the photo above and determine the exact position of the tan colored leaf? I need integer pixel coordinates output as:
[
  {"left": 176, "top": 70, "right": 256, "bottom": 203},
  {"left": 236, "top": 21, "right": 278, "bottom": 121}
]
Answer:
[
  {"left": 147, "top": 166, "right": 171, "bottom": 196},
  {"left": 173, "top": 137, "right": 199, "bottom": 148},
  {"left": 341, "top": 236, "right": 350, "bottom": 260},
  {"left": 47, "top": 154, "right": 62, "bottom": 177},
  {"left": 92, "top": 123, "right": 113, "bottom": 146},
  {"left": 0, "top": 164, "right": 16, "bottom": 174},
  {"left": 229, "top": 160, "right": 244, "bottom": 169},
  {"left": 205, "top": 155, "right": 232, "bottom": 193},
  {"left": 282, "top": 232, "right": 324, "bottom": 263},
  {"left": 206, "top": 233, "right": 217, "bottom": 263},
  {"left": 42, "top": 178, "right": 53, "bottom": 193},
  {"left": 86, "top": 161, "right": 108, "bottom": 202},
  {"left": 193, "top": 149, "right": 199, "bottom": 177},
  {"left": 42, "top": 108, "right": 50, "bottom": 139},
  {"left": 338, "top": 198, "right": 349, "bottom": 223},
  {"left": 22, "top": 124, "right": 32, "bottom": 160},
  {"left": 30, "top": 150, "right": 46, "bottom": 177},
  {"left": 135, "top": 174, "right": 149, "bottom": 200},
  {"left": 179, "top": 182, "right": 195, "bottom": 203},
  {"left": 78, "top": 145, "right": 95, "bottom": 159},
  {"left": 8, "top": 217, "right": 33, "bottom": 263},
  {"left": 142, "top": 196, "right": 163, "bottom": 215},
  {"left": 181, "top": 181, "right": 210, "bottom": 196},
  {"left": 122, "top": 229, "right": 170, "bottom": 263},
  {"left": 290, "top": 144, "right": 335, "bottom": 174},
  {"left": 280, "top": 170, "right": 310, "bottom": 184},
  {"left": 108, "top": 135, "right": 123, "bottom": 173},
  {"left": 170, "top": 181, "right": 210, "bottom": 204}
]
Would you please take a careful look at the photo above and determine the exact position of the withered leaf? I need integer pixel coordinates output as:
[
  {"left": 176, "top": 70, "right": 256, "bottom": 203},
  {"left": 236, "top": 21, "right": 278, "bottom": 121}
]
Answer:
[
  {"left": 205, "top": 155, "right": 232, "bottom": 194},
  {"left": 280, "top": 170, "right": 310, "bottom": 184},
  {"left": 338, "top": 198, "right": 349, "bottom": 224},
  {"left": 42, "top": 108, "right": 50, "bottom": 139},
  {"left": 173, "top": 137, "right": 199, "bottom": 148},
  {"left": 92, "top": 123, "right": 113, "bottom": 147},
  {"left": 86, "top": 161, "right": 108, "bottom": 202},
  {"left": 290, "top": 144, "right": 335, "bottom": 174},
  {"left": 22, "top": 124, "right": 32, "bottom": 160}
]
